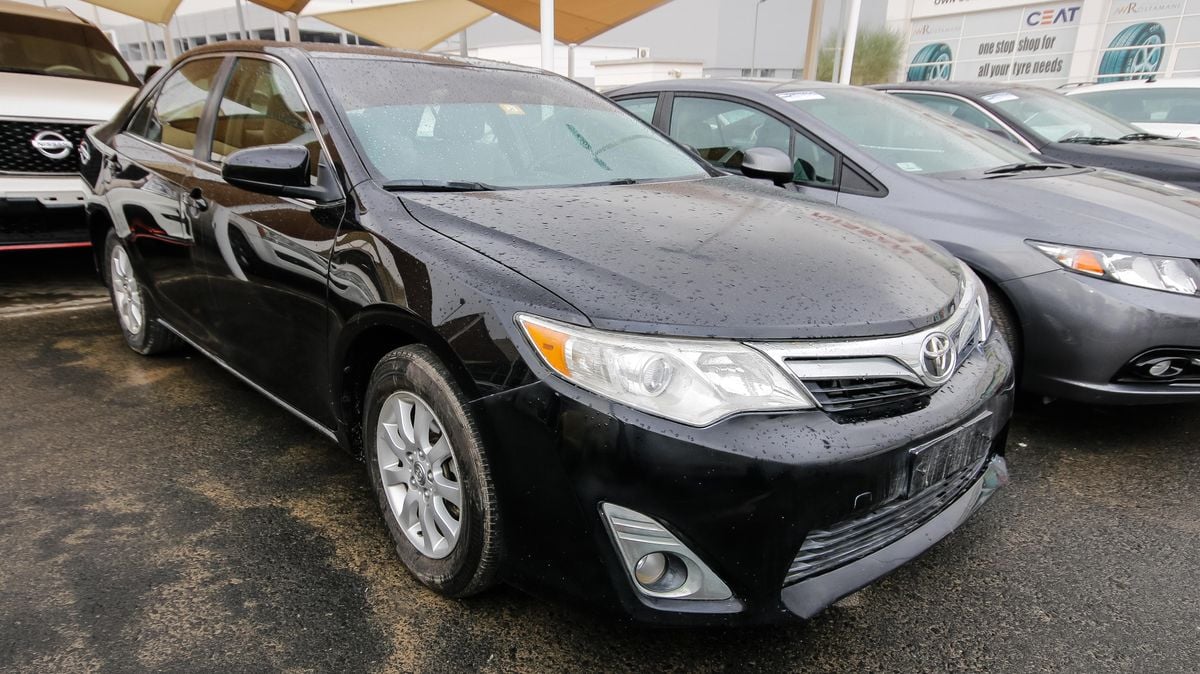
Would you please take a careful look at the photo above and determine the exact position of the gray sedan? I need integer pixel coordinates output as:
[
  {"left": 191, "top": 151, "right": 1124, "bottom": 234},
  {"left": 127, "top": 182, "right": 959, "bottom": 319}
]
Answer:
[{"left": 609, "top": 80, "right": 1200, "bottom": 404}]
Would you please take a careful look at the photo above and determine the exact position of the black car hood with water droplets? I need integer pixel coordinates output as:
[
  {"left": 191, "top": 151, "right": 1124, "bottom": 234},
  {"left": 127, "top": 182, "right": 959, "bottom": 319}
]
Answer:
[{"left": 398, "top": 176, "right": 962, "bottom": 340}]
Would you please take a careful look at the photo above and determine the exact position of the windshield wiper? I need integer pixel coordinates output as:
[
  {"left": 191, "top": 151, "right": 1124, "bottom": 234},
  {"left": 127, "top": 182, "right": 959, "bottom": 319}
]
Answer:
[
  {"left": 1058, "top": 136, "right": 1123, "bottom": 145},
  {"left": 381, "top": 179, "right": 501, "bottom": 192},
  {"left": 983, "top": 162, "right": 1073, "bottom": 175},
  {"left": 1119, "top": 132, "right": 1171, "bottom": 141}
]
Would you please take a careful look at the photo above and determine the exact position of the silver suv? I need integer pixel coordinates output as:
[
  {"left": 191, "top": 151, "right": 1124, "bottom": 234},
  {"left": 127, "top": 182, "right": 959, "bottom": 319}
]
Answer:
[{"left": 0, "top": 0, "right": 138, "bottom": 250}]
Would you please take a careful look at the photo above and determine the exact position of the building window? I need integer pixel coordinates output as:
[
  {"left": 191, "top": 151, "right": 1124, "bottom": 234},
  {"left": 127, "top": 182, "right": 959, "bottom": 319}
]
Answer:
[
  {"left": 254, "top": 29, "right": 276, "bottom": 40},
  {"left": 759, "top": 68, "right": 776, "bottom": 78}
]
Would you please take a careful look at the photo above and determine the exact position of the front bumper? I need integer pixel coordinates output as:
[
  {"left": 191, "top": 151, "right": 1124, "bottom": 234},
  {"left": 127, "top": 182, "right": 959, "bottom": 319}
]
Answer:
[
  {"left": 0, "top": 174, "right": 89, "bottom": 249},
  {"left": 1002, "top": 269, "right": 1200, "bottom": 404},
  {"left": 474, "top": 333, "right": 1013, "bottom": 625}
]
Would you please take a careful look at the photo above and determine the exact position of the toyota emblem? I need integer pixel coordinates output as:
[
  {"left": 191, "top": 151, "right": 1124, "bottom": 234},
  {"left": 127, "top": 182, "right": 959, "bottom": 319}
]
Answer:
[
  {"left": 31, "top": 130, "right": 72, "bottom": 160},
  {"left": 920, "top": 331, "right": 957, "bottom": 383}
]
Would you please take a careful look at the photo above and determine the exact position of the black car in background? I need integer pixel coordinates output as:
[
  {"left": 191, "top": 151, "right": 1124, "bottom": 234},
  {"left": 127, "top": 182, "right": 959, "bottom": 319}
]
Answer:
[
  {"left": 609, "top": 80, "right": 1200, "bottom": 405},
  {"left": 80, "top": 42, "right": 1012, "bottom": 625},
  {"left": 876, "top": 82, "right": 1200, "bottom": 192}
]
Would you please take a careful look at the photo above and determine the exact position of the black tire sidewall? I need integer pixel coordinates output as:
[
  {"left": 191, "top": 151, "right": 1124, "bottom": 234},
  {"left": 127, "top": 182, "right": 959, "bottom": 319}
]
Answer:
[{"left": 363, "top": 345, "right": 498, "bottom": 597}]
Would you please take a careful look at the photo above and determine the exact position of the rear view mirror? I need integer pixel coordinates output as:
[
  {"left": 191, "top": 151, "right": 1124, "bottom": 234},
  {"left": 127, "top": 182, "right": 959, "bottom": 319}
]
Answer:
[
  {"left": 741, "top": 147, "right": 793, "bottom": 187},
  {"left": 222, "top": 144, "right": 338, "bottom": 203}
]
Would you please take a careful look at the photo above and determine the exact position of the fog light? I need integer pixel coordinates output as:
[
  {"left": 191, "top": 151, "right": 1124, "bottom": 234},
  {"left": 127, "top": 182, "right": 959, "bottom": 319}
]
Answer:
[
  {"left": 1149, "top": 360, "right": 1175, "bottom": 377},
  {"left": 633, "top": 552, "right": 688, "bottom": 593},
  {"left": 634, "top": 552, "right": 667, "bottom": 586}
]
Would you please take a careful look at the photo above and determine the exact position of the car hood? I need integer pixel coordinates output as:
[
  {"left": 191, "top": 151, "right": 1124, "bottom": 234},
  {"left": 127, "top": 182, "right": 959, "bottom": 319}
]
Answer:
[
  {"left": 0, "top": 72, "right": 136, "bottom": 122},
  {"left": 399, "top": 176, "right": 962, "bottom": 340},
  {"left": 941, "top": 168, "right": 1200, "bottom": 257},
  {"left": 1048, "top": 138, "right": 1200, "bottom": 184}
]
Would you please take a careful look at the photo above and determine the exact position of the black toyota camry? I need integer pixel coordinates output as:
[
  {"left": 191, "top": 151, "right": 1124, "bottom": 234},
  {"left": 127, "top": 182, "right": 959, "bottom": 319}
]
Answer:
[{"left": 80, "top": 42, "right": 1013, "bottom": 625}]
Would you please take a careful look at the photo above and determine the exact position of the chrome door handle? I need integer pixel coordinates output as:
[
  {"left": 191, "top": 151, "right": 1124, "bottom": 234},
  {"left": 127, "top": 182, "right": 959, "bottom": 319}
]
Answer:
[{"left": 186, "top": 187, "right": 209, "bottom": 213}]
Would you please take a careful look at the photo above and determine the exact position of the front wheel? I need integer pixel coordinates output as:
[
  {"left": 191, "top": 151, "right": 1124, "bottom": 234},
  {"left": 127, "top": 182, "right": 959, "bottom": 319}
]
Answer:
[
  {"left": 104, "top": 229, "right": 180, "bottom": 355},
  {"left": 364, "top": 344, "right": 503, "bottom": 597}
]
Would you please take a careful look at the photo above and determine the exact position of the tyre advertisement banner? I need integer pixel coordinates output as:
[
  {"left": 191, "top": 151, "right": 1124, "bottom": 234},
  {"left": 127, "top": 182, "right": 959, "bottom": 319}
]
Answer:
[
  {"left": 906, "top": 2, "right": 1082, "bottom": 84},
  {"left": 1099, "top": 2, "right": 1200, "bottom": 82}
]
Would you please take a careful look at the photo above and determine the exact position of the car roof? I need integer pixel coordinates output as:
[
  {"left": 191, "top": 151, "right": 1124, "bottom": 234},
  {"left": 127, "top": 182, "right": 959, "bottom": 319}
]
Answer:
[
  {"left": 0, "top": 0, "right": 88, "bottom": 24},
  {"left": 181, "top": 40, "right": 542, "bottom": 74},
  {"left": 1064, "top": 77, "right": 1200, "bottom": 94}
]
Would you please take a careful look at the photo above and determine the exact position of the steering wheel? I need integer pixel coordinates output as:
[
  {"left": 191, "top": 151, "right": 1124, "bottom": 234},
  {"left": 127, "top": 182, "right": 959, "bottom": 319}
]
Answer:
[{"left": 46, "top": 65, "right": 86, "bottom": 75}]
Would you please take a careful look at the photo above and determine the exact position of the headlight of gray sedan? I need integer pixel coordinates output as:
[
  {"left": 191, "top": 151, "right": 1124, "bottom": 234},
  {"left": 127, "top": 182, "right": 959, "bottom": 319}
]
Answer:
[{"left": 1030, "top": 241, "right": 1200, "bottom": 296}]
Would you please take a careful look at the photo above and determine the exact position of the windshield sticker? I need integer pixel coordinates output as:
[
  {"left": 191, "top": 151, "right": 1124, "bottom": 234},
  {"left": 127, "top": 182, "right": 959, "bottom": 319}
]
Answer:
[
  {"left": 498, "top": 103, "right": 526, "bottom": 115},
  {"left": 981, "top": 92, "right": 1019, "bottom": 103},
  {"left": 776, "top": 91, "right": 825, "bottom": 102},
  {"left": 897, "top": 162, "right": 923, "bottom": 172}
]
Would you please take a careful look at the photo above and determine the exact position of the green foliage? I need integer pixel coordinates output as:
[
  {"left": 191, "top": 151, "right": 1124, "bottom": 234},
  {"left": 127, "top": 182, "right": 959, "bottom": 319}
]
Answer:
[{"left": 816, "top": 29, "right": 904, "bottom": 84}]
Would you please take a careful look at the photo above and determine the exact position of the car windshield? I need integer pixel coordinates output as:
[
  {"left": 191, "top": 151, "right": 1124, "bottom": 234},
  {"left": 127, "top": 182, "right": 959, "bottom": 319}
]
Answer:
[
  {"left": 982, "top": 88, "right": 1139, "bottom": 142},
  {"left": 779, "top": 87, "right": 1032, "bottom": 175},
  {"left": 1071, "top": 87, "right": 1200, "bottom": 126},
  {"left": 0, "top": 12, "right": 137, "bottom": 86},
  {"left": 316, "top": 59, "right": 707, "bottom": 189}
]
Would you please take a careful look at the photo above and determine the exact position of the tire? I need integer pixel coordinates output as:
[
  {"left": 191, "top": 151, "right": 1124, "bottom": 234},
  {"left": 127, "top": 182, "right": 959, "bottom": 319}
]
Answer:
[
  {"left": 103, "top": 229, "right": 181, "bottom": 355},
  {"left": 984, "top": 279, "right": 1020, "bottom": 376},
  {"left": 364, "top": 344, "right": 502, "bottom": 598},
  {"left": 1098, "top": 23, "right": 1166, "bottom": 82},
  {"left": 907, "top": 43, "right": 953, "bottom": 82}
]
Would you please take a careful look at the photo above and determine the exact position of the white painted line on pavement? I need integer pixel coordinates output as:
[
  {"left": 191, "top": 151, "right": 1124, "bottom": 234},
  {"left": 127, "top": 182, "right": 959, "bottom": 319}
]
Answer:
[{"left": 0, "top": 298, "right": 110, "bottom": 319}]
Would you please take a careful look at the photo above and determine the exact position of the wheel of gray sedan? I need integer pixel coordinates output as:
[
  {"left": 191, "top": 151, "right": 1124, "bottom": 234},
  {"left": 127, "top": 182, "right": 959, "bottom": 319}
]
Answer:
[
  {"left": 104, "top": 229, "right": 180, "bottom": 355},
  {"left": 364, "top": 344, "right": 502, "bottom": 597},
  {"left": 985, "top": 280, "right": 1021, "bottom": 370}
]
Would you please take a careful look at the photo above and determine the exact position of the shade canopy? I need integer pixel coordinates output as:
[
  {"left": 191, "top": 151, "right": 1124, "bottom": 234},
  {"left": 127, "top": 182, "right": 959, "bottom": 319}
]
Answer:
[
  {"left": 469, "top": 0, "right": 671, "bottom": 44},
  {"left": 251, "top": 0, "right": 311, "bottom": 15},
  {"left": 304, "top": 0, "right": 491, "bottom": 50},
  {"left": 83, "top": 0, "right": 183, "bottom": 24}
]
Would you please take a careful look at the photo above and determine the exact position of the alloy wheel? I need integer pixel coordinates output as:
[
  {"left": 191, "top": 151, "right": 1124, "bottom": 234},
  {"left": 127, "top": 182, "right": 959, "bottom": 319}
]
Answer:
[
  {"left": 375, "top": 391, "right": 463, "bottom": 559},
  {"left": 110, "top": 245, "right": 144, "bottom": 336}
]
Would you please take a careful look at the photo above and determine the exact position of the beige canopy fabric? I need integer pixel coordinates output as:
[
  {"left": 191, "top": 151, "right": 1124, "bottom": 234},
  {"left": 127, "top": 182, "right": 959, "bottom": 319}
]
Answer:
[
  {"left": 304, "top": 0, "right": 491, "bottom": 51},
  {"left": 469, "top": 0, "right": 672, "bottom": 44},
  {"left": 83, "top": 0, "right": 184, "bottom": 24},
  {"left": 250, "top": 0, "right": 312, "bottom": 16}
]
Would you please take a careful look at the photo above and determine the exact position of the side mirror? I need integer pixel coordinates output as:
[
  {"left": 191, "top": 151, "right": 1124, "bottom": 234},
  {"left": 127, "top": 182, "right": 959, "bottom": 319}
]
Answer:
[
  {"left": 740, "top": 147, "right": 794, "bottom": 187},
  {"left": 222, "top": 144, "right": 339, "bottom": 203}
]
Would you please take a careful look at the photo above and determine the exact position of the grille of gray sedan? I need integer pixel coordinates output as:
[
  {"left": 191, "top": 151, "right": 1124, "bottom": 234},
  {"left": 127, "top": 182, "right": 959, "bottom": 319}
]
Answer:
[
  {"left": 0, "top": 119, "right": 89, "bottom": 174},
  {"left": 784, "top": 459, "right": 981, "bottom": 585}
]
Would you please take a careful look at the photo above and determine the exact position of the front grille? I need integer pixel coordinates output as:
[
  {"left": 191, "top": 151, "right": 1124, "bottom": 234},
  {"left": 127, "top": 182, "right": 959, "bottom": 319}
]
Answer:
[
  {"left": 0, "top": 119, "right": 90, "bottom": 174},
  {"left": 802, "top": 377, "right": 928, "bottom": 412},
  {"left": 784, "top": 461, "right": 981, "bottom": 585}
]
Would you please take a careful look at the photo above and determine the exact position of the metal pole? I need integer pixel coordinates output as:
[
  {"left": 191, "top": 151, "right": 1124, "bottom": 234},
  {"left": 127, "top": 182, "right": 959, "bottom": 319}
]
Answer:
[
  {"left": 831, "top": 0, "right": 847, "bottom": 82},
  {"left": 751, "top": 0, "right": 765, "bottom": 75},
  {"left": 567, "top": 43, "right": 576, "bottom": 78},
  {"left": 540, "top": 0, "right": 554, "bottom": 71},
  {"left": 459, "top": 29, "right": 468, "bottom": 57},
  {"left": 837, "top": 0, "right": 861, "bottom": 84},
  {"left": 142, "top": 21, "right": 156, "bottom": 63},
  {"left": 288, "top": 12, "right": 300, "bottom": 42},
  {"left": 235, "top": 0, "right": 249, "bottom": 40},
  {"left": 162, "top": 21, "right": 176, "bottom": 59},
  {"left": 803, "top": 0, "right": 824, "bottom": 80}
]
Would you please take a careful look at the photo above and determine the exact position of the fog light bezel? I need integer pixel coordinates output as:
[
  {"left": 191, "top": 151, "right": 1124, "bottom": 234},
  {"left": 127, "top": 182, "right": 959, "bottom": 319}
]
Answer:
[{"left": 599, "top": 503, "right": 733, "bottom": 601}]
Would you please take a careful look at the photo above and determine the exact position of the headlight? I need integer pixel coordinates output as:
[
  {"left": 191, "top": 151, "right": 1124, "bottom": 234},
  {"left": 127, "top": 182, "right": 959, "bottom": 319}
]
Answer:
[
  {"left": 516, "top": 314, "right": 813, "bottom": 426},
  {"left": 1030, "top": 242, "right": 1200, "bottom": 296}
]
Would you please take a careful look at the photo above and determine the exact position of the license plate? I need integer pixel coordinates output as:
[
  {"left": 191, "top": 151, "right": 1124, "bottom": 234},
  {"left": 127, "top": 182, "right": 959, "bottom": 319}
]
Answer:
[{"left": 908, "top": 414, "right": 992, "bottom": 495}]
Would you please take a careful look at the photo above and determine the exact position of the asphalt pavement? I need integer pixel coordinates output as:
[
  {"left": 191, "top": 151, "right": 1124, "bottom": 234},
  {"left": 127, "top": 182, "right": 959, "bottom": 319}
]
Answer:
[{"left": 1, "top": 251, "right": 1198, "bottom": 673}]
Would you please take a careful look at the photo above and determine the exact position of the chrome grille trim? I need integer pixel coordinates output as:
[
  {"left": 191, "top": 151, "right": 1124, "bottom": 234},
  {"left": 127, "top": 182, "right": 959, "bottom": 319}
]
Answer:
[{"left": 750, "top": 265, "right": 987, "bottom": 414}]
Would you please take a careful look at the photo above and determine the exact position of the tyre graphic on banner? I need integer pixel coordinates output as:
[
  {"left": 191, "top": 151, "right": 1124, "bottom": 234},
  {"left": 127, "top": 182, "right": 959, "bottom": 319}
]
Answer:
[
  {"left": 1098, "top": 22, "right": 1166, "bottom": 82},
  {"left": 907, "top": 43, "right": 953, "bottom": 81}
]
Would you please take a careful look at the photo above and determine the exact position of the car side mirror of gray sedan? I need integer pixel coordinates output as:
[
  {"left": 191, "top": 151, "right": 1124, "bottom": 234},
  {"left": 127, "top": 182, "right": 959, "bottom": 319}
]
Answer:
[
  {"left": 740, "top": 147, "right": 794, "bottom": 187},
  {"left": 222, "top": 144, "right": 339, "bottom": 203}
]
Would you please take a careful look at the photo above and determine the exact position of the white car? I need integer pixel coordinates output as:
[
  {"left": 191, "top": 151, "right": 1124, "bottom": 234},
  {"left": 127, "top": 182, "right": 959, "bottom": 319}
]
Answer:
[
  {"left": 1065, "top": 78, "right": 1200, "bottom": 140},
  {"left": 0, "top": 0, "right": 139, "bottom": 251}
]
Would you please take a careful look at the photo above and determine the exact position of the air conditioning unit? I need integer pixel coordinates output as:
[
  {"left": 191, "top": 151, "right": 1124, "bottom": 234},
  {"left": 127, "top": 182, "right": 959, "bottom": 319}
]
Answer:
[{"left": 638, "top": 47, "right": 650, "bottom": 59}]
